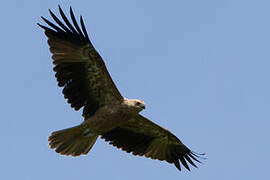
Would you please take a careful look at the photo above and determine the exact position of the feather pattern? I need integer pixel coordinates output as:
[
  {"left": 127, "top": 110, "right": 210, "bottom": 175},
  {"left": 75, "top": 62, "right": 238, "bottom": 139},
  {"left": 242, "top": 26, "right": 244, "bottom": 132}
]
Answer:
[
  {"left": 101, "top": 114, "right": 204, "bottom": 171},
  {"left": 38, "top": 6, "right": 123, "bottom": 118}
]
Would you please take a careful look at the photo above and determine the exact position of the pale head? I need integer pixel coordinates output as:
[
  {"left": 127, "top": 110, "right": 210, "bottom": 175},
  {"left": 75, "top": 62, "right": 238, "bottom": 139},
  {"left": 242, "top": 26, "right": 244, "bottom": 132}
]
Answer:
[{"left": 123, "top": 98, "right": 146, "bottom": 113}]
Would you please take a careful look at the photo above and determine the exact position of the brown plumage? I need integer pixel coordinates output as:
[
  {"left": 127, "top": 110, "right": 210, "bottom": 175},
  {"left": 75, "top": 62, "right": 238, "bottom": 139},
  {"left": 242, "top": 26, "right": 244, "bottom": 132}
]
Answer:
[{"left": 39, "top": 5, "right": 204, "bottom": 172}]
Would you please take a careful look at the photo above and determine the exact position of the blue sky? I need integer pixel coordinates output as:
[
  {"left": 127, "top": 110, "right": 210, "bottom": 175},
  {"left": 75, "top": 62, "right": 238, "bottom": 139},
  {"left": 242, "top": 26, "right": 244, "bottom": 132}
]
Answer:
[{"left": 1, "top": 0, "right": 269, "bottom": 179}]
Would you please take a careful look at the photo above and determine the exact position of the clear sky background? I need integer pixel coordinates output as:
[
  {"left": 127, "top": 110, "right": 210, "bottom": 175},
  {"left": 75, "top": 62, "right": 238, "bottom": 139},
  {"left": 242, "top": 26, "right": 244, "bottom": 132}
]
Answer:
[{"left": 1, "top": 0, "right": 269, "bottom": 179}]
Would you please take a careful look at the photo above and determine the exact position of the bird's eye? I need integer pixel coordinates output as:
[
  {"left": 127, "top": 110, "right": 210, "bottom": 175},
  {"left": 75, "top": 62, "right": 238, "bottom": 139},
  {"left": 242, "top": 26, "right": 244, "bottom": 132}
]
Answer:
[{"left": 136, "top": 102, "right": 140, "bottom": 106}]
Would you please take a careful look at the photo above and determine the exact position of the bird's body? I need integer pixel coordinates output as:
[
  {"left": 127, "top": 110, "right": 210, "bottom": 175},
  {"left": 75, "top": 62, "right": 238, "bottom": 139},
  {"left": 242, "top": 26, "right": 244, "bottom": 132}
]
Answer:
[
  {"left": 83, "top": 101, "right": 136, "bottom": 134},
  {"left": 39, "top": 6, "right": 204, "bottom": 172}
]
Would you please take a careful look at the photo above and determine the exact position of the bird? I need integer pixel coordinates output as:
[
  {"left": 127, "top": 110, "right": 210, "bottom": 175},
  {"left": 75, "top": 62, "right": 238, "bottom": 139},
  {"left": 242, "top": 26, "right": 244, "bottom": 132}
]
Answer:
[{"left": 38, "top": 5, "right": 204, "bottom": 172}]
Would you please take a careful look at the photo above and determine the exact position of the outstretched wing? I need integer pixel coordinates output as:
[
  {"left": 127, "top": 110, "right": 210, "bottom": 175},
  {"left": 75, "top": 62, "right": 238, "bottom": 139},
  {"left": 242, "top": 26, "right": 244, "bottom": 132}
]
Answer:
[
  {"left": 101, "top": 114, "right": 204, "bottom": 171},
  {"left": 38, "top": 6, "right": 123, "bottom": 118}
]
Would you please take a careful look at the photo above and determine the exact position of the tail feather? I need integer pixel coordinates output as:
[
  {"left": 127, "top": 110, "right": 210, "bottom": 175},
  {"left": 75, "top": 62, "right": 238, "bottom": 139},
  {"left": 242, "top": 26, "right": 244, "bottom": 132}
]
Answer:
[{"left": 49, "top": 125, "right": 98, "bottom": 156}]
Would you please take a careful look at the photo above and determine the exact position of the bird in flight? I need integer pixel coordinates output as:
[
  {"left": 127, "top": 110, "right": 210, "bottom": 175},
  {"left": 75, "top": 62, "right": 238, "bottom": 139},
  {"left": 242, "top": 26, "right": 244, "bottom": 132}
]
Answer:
[{"left": 38, "top": 6, "right": 204, "bottom": 172}]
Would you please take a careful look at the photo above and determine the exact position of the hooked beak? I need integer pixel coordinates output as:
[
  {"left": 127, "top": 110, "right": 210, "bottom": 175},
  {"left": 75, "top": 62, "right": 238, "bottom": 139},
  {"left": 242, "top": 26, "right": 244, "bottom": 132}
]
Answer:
[{"left": 140, "top": 104, "right": 146, "bottom": 109}]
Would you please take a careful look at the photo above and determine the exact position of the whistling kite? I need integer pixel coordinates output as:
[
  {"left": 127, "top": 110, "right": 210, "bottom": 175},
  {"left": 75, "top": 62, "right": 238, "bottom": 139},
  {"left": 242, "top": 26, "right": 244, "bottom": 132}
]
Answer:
[{"left": 38, "top": 6, "right": 204, "bottom": 171}]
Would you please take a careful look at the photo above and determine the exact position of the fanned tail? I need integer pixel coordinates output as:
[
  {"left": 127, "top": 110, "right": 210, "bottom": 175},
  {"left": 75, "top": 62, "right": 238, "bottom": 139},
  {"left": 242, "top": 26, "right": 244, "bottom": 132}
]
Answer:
[{"left": 48, "top": 124, "right": 98, "bottom": 156}]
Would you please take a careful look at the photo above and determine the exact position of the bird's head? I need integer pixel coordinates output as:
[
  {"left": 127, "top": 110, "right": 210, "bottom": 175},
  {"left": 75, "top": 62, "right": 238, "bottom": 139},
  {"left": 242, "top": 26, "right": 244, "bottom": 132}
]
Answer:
[{"left": 124, "top": 98, "right": 146, "bottom": 113}]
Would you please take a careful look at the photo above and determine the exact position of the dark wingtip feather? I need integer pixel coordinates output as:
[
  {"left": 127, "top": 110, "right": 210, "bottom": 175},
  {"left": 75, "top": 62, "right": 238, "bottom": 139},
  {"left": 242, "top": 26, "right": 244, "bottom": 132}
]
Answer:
[
  {"left": 188, "top": 151, "right": 207, "bottom": 164},
  {"left": 69, "top": 6, "right": 83, "bottom": 36},
  {"left": 37, "top": 23, "right": 44, "bottom": 29},
  {"left": 174, "top": 160, "right": 181, "bottom": 171},
  {"left": 69, "top": 6, "right": 73, "bottom": 13},
  {"left": 192, "top": 151, "right": 207, "bottom": 158},
  {"left": 170, "top": 145, "right": 206, "bottom": 171},
  {"left": 48, "top": 9, "right": 54, "bottom": 16},
  {"left": 80, "top": 15, "right": 90, "bottom": 42},
  {"left": 41, "top": 16, "right": 64, "bottom": 33},
  {"left": 49, "top": 8, "right": 71, "bottom": 33},
  {"left": 179, "top": 156, "right": 190, "bottom": 171},
  {"left": 58, "top": 5, "right": 77, "bottom": 34},
  {"left": 184, "top": 154, "right": 197, "bottom": 168},
  {"left": 37, "top": 21, "right": 52, "bottom": 31}
]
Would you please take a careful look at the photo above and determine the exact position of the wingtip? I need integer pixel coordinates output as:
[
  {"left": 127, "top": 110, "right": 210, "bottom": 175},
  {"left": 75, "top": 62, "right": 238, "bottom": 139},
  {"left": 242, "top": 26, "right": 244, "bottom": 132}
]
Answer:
[
  {"left": 37, "top": 22, "right": 42, "bottom": 27},
  {"left": 174, "top": 160, "right": 181, "bottom": 171},
  {"left": 69, "top": 6, "right": 73, "bottom": 13},
  {"left": 37, "top": 21, "right": 46, "bottom": 30},
  {"left": 179, "top": 157, "right": 190, "bottom": 171},
  {"left": 191, "top": 151, "right": 207, "bottom": 160},
  {"left": 58, "top": 5, "right": 64, "bottom": 14},
  {"left": 70, "top": 7, "right": 75, "bottom": 19},
  {"left": 48, "top": 9, "right": 55, "bottom": 19},
  {"left": 187, "top": 151, "right": 207, "bottom": 166},
  {"left": 40, "top": 16, "right": 47, "bottom": 22}
]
